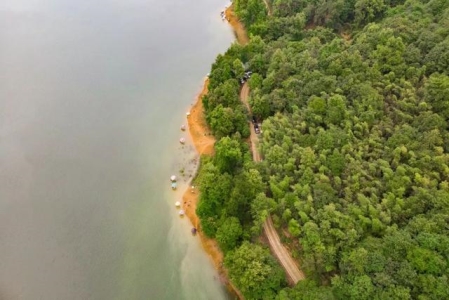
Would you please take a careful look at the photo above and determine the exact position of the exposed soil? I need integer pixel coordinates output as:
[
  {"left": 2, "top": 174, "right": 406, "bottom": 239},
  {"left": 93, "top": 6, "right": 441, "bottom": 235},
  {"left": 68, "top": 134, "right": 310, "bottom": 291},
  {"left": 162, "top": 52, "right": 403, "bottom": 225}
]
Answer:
[
  {"left": 181, "top": 80, "right": 221, "bottom": 272},
  {"left": 241, "top": 82, "right": 305, "bottom": 285},
  {"left": 182, "top": 80, "right": 244, "bottom": 299},
  {"left": 185, "top": 79, "right": 215, "bottom": 156},
  {"left": 263, "top": 0, "right": 272, "bottom": 16},
  {"left": 178, "top": 5, "right": 257, "bottom": 299},
  {"left": 263, "top": 217, "right": 306, "bottom": 284},
  {"left": 225, "top": 5, "right": 249, "bottom": 45}
]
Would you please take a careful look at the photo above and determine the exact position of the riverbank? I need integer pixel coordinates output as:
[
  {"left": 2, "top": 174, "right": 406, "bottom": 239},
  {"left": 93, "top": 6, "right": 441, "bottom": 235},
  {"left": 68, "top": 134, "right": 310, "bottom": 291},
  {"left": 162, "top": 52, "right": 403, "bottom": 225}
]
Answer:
[
  {"left": 182, "top": 79, "right": 221, "bottom": 273},
  {"left": 182, "top": 79, "right": 241, "bottom": 297},
  {"left": 225, "top": 5, "right": 249, "bottom": 45},
  {"left": 181, "top": 78, "right": 213, "bottom": 230},
  {"left": 178, "top": 77, "right": 213, "bottom": 229},
  {"left": 181, "top": 4, "right": 248, "bottom": 299}
]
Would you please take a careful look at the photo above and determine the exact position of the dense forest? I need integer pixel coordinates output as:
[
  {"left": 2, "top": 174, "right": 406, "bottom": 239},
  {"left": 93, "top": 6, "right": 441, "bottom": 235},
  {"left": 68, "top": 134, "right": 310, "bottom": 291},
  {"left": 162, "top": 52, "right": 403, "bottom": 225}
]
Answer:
[{"left": 196, "top": 0, "right": 449, "bottom": 299}]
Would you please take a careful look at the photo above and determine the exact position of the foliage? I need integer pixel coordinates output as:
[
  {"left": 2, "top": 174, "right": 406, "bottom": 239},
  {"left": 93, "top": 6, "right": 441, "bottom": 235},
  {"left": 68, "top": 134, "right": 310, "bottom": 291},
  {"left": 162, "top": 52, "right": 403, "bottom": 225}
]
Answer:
[
  {"left": 216, "top": 217, "right": 243, "bottom": 253},
  {"left": 196, "top": 0, "right": 449, "bottom": 298},
  {"left": 225, "top": 242, "right": 285, "bottom": 299},
  {"left": 214, "top": 136, "right": 243, "bottom": 174}
]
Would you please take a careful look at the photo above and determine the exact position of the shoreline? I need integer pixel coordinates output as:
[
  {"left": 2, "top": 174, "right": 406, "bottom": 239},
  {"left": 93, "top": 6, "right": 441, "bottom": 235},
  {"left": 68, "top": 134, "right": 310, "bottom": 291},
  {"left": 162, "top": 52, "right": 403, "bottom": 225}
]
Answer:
[
  {"left": 225, "top": 5, "right": 249, "bottom": 45},
  {"left": 181, "top": 4, "right": 249, "bottom": 299},
  {"left": 181, "top": 79, "right": 243, "bottom": 298}
]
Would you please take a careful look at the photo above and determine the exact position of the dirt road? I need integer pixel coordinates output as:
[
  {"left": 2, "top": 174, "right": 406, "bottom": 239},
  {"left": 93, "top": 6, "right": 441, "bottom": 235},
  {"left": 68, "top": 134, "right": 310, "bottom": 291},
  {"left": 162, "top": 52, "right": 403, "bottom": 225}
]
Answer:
[
  {"left": 264, "top": 216, "right": 306, "bottom": 283},
  {"left": 240, "top": 84, "right": 261, "bottom": 162},
  {"left": 240, "top": 82, "right": 305, "bottom": 284},
  {"left": 263, "top": 0, "right": 272, "bottom": 16}
]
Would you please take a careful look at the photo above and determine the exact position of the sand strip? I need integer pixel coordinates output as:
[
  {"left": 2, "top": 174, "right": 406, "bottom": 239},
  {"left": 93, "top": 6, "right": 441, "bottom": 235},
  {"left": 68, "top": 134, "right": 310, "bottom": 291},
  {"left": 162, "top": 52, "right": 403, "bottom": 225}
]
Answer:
[{"left": 181, "top": 4, "right": 248, "bottom": 299}]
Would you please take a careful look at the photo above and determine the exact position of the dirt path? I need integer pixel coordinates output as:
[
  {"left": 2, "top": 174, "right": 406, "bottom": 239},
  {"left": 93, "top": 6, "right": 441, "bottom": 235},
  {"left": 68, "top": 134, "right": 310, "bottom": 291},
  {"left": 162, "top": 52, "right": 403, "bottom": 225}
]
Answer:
[
  {"left": 240, "top": 83, "right": 250, "bottom": 111},
  {"left": 263, "top": 0, "right": 272, "bottom": 16},
  {"left": 240, "top": 83, "right": 305, "bottom": 285},
  {"left": 264, "top": 216, "right": 306, "bottom": 284},
  {"left": 240, "top": 83, "right": 261, "bottom": 162},
  {"left": 183, "top": 3, "right": 301, "bottom": 294}
]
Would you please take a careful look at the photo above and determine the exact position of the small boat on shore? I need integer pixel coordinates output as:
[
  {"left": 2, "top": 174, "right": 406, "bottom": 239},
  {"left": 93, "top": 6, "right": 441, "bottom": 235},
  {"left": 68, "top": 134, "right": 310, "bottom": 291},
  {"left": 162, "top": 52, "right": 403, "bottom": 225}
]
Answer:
[
  {"left": 191, "top": 227, "right": 197, "bottom": 235},
  {"left": 179, "top": 137, "right": 186, "bottom": 144},
  {"left": 180, "top": 124, "right": 186, "bottom": 131},
  {"left": 170, "top": 175, "right": 177, "bottom": 182},
  {"left": 175, "top": 201, "right": 181, "bottom": 207},
  {"left": 171, "top": 182, "right": 177, "bottom": 190},
  {"left": 179, "top": 209, "right": 185, "bottom": 216}
]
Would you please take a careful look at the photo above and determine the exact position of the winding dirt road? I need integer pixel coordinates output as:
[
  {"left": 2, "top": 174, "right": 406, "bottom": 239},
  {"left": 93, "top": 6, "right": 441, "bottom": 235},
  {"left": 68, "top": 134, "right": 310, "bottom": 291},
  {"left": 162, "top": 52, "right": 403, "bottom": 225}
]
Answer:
[
  {"left": 240, "top": 84, "right": 261, "bottom": 162},
  {"left": 240, "top": 83, "right": 305, "bottom": 284},
  {"left": 263, "top": 0, "right": 272, "bottom": 16},
  {"left": 263, "top": 216, "right": 306, "bottom": 283},
  {"left": 226, "top": 3, "right": 303, "bottom": 286}
]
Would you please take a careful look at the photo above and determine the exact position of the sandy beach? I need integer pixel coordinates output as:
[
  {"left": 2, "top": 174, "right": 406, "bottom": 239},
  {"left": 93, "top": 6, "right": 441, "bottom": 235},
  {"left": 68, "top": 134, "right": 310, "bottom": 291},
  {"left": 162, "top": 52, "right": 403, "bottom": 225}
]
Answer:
[
  {"left": 181, "top": 79, "right": 232, "bottom": 292},
  {"left": 225, "top": 5, "right": 249, "bottom": 45},
  {"left": 181, "top": 4, "right": 248, "bottom": 299}
]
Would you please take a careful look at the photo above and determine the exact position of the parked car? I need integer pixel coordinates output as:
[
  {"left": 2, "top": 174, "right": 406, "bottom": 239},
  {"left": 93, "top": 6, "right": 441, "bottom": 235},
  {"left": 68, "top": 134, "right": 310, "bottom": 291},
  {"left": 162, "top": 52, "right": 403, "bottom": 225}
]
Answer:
[
  {"left": 239, "top": 71, "right": 253, "bottom": 84},
  {"left": 254, "top": 123, "right": 260, "bottom": 134},
  {"left": 252, "top": 116, "right": 257, "bottom": 124}
]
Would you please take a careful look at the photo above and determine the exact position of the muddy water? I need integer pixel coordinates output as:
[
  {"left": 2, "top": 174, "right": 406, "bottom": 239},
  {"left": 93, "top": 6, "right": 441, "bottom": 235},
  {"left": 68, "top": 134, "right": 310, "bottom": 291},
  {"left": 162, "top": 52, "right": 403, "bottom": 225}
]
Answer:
[{"left": 0, "top": 0, "right": 234, "bottom": 299}]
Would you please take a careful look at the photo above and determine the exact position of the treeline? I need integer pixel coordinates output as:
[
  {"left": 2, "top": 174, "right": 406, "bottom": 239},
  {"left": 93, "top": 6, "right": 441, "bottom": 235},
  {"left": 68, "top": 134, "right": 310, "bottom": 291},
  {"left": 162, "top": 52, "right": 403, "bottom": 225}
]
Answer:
[{"left": 196, "top": 0, "right": 449, "bottom": 299}]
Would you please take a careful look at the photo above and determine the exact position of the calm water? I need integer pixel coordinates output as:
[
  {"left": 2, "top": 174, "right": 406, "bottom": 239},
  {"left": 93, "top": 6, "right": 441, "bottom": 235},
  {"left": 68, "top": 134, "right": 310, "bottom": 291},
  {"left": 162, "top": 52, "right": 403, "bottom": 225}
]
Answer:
[{"left": 0, "top": 0, "right": 234, "bottom": 299}]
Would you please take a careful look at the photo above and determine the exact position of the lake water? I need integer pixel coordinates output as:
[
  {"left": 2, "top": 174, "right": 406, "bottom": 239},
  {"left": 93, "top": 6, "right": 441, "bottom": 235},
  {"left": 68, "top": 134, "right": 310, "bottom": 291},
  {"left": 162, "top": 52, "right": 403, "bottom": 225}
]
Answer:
[{"left": 0, "top": 0, "right": 234, "bottom": 299}]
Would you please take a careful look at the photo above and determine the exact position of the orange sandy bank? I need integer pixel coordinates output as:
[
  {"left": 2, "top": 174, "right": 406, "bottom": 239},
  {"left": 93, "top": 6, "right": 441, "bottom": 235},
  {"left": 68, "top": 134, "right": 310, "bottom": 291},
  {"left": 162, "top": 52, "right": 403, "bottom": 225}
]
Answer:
[
  {"left": 180, "top": 5, "right": 248, "bottom": 299},
  {"left": 182, "top": 78, "right": 215, "bottom": 247},
  {"left": 225, "top": 5, "right": 249, "bottom": 45},
  {"left": 185, "top": 79, "right": 215, "bottom": 156},
  {"left": 182, "top": 80, "right": 243, "bottom": 299},
  {"left": 182, "top": 78, "right": 215, "bottom": 244}
]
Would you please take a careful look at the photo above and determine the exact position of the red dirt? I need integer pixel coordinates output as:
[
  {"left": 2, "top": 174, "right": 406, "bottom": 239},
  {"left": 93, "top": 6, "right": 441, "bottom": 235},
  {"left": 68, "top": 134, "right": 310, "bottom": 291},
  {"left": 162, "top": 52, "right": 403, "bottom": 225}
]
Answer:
[
  {"left": 225, "top": 5, "right": 249, "bottom": 45},
  {"left": 179, "top": 6, "right": 251, "bottom": 299},
  {"left": 182, "top": 81, "right": 244, "bottom": 299}
]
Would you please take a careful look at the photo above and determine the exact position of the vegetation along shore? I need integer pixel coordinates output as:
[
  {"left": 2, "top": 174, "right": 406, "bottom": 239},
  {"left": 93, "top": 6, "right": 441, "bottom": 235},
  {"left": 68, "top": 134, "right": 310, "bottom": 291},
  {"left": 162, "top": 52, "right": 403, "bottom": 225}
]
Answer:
[
  {"left": 187, "top": 0, "right": 449, "bottom": 299},
  {"left": 181, "top": 5, "right": 248, "bottom": 298}
]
